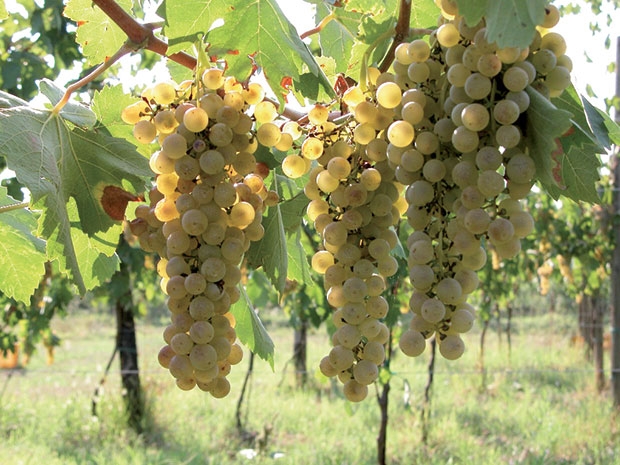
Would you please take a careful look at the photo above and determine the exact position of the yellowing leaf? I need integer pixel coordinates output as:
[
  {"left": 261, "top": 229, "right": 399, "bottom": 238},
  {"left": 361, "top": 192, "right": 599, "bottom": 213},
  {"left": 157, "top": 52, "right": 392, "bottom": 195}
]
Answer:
[
  {"left": 64, "top": 0, "right": 133, "bottom": 66},
  {"left": 0, "top": 187, "right": 47, "bottom": 304},
  {"left": 0, "top": 101, "right": 150, "bottom": 294}
]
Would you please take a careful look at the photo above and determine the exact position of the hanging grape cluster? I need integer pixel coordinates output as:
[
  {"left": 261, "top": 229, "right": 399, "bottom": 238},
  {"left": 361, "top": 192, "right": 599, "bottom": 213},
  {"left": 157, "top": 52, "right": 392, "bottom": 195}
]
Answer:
[
  {"left": 124, "top": 70, "right": 279, "bottom": 397},
  {"left": 387, "top": 2, "right": 569, "bottom": 359},
  {"left": 124, "top": 0, "right": 574, "bottom": 402},
  {"left": 282, "top": 1, "right": 572, "bottom": 380},
  {"left": 279, "top": 101, "right": 408, "bottom": 401}
]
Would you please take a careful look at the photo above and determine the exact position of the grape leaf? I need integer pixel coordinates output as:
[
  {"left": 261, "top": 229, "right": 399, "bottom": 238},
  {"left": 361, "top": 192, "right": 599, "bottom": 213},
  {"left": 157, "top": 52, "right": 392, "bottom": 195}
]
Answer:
[
  {"left": 344, "top": 0, "right": 389, "bottom": 12},
  {"left": 485, "top": 0, "right": 546, "bottom": 49},
  {"left": 246, "top": 198, "right": 288, "bottom": 294},
  {"left": 286, "top": 229, "right": 312, "bottom": 283},
  {"left": 206, "top": 0, "right": 335, "bottom": 104},
  {"left": 162, "top": 0, "right": 226, "bottom": 54},
  {"left": 64, "top": 0, "right": 133, "bottom": 67},
  {"left": 552, "top": 86, "right": 605, "bottom": 151},
  {"left": 230, "top": 285, "right": 275, "bottom": 369},
  {"left": 0, "top": 90, "right": 28, "bottom": 109},
  {"left": 0, "top": 1, "right": 7, "bottom": 20},
  {"left": 559, "top": 144, "right": 601, "bottom": 204},
  {"left": 316, "top": 3, "right": 358, "bottom": 72},
  {"left": 525, "top": 86, "right": 572, "bottom": 200},
  {"left": 38, "top": 79, "right": 97, "bottom": 128},
  {"left": 60, "top": 198, "right": 122, "bottom": 290},
  {"left": 0, "top": 186, "right": 47, "bottom": 304},
  {"left": 581, "top": 95, "right": 620, "bottom": 149},
  {"left": 0, "top": 103, "right": 150, "bottom": 294},
  {"left": 454, "top": 0, "right": 487, "bottom": 26},
  {"left": 410, "top": 0, "right": 441, "bottom": 29},
  {"left": 91, "top": 85, "right": 153, "bottom": 158},
  {"left": 279, "top": 192, "right": 309, "bottom": 233}
]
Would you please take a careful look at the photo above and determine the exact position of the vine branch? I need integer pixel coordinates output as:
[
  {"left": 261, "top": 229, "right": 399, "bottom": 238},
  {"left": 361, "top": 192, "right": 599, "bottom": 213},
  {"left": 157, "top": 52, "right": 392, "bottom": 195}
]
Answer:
[
  {"left": 92, "top": 0, "right": 197, "bottom": 70},
  {"left": 379, "top": 0, "right": 412, "bottom": 73}
]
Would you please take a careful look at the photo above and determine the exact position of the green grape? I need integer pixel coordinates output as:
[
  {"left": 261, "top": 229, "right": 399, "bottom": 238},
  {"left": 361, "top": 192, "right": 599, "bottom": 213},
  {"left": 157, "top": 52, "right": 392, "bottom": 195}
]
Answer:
[
  {"left": 133, "top": 120, "right": 157, "bottom": 144},
  {"left": 436, "top": 23, "right": 460, "bottom": 48},
  {"left": 421, "top": 297, "right": 446, "bottom": 323},
  {"left": 461, "top": 103, "right": 490, "bottom": 131},
  {"left": 282, "top": 154, "right": 308, "bottom": 179},
  {"left": 502, "top": 65, "right": 531, "bottom": 92},
  {"left": 202, "top": 68, "right": 225, "bottom": 89},
  {"left": 464, "top": 73, "right": 492, "bottom": 100},
  {"left": 493, "top": 100, "right": 520, "bottom": 125},
  {"left": 256, "top": 122, "right": 281, "bottom": 147},
  {"left": 438, "top": 334, "right": 465, "bottom": 360},
  {"left": 477, "top": 170, "right": 505, "bottom": 198},
  {"left": 452, "top": 126, "right": 480, "bottom": 153},
  {"left": 408, "top": 39, "right": 431, "bottom": 62},
  {"left": 495, "top": 124, "right": 521, "bottom": 148},
  {"left": 540, "top": 32, "right": 567, "bottom": 57},
  {"left": 154, "top": 110, "right": 179, "bottom": 134},
  {"left": 477, "top": 53, "right": 502, "bottom": 77},
  {"left": 399, "top": 329, "right": 426, "bottom": 357},
  {"left": 407, "top": 62, "right": 430, "bottom": 83},
  {"left": 375, "top": 82, "right": 402, "bottom": 109},
  {"left": 510, "top": 210, "right": 535, "bottom": 238}
]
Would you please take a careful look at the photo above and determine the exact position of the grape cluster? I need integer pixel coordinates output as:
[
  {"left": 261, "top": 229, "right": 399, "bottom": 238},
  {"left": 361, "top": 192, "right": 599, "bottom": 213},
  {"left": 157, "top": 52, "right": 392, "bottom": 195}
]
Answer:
[
  {"left": 279, "top": 90, "right": 410, "bottom": 401},
  {"left": 383, "top": 3, "right": 568, "bottom": 359},
  {"left": 124, "top": 70, "right": 279, "bottom": 396}
]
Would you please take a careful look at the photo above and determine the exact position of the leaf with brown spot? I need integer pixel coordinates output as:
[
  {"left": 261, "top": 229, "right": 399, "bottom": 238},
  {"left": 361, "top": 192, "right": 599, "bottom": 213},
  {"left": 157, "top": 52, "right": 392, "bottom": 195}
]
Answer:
[{"left": 100, "top": 185, "right": 142, "bottom": 221}]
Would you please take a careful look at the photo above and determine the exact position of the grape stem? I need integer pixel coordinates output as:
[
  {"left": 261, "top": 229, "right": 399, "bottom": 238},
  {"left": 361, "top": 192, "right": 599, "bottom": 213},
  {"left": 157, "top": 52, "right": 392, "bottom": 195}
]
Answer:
[
  {"left": 300, "top": 12, "right": 336, "bottom": 40},
  {"left": 0, "top": 201, "right": 30, "bottom": 214},
  {"left": 51, "top": 43, "right": 134, "bottom": 115}
]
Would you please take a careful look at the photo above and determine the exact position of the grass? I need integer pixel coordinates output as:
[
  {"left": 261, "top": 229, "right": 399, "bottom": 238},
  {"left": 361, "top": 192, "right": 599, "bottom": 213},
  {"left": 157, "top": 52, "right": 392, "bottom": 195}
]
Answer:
[{"left": 0, "top": 307, "right": 618, "bottom": 465}]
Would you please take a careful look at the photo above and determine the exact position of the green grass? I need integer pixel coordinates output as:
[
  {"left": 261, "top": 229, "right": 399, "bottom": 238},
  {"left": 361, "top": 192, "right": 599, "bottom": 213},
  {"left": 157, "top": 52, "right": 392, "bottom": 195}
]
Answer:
[{"left": 0, "top": 308, "right": 618, "bottom": 465}]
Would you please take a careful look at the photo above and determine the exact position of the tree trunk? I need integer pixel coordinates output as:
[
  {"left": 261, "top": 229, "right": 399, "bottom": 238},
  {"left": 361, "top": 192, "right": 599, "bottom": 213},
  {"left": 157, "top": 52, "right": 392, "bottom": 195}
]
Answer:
[
  {"left": 421, "top": 338, "right": 436, "bottom": 444},
  {"left": 376, "top": 332, "right": 392, "bottom": 465},
  {"left": 293, "top": 317, "right": 308, "bottom": 388},
  {"left": 611, "top": 35, "right": 620, "bottom": 408},
  {"left": 591, "top": 294, "right": 605, "bottom": 393},
  {"left": 115, "top": 263, "right": 144, "bottom": 433}
]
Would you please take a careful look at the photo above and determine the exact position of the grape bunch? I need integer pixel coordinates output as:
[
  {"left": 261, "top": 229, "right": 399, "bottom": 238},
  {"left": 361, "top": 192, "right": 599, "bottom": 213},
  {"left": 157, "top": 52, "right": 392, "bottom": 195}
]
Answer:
[
  {"left": 280, "top": 93, "right": 409, "bottom": 401},
  {"left": 381, "top": 2, "right": 569, "bottom": 359},
  {"left": 124, "top": 70, "right": 279, "bottom": 396}
]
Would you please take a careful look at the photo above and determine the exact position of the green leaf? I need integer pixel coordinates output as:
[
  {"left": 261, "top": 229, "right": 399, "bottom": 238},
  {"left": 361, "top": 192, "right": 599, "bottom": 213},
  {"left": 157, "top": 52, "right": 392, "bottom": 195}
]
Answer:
[
  {"left": 552, "top": 87, "right": 605, "bottom": 151},
  {"left": 454, "top": 0, "right": 487, "bottom": 26},
  {"left": 286, "top": 228, "right": 312, "bottom": 283},
  {"left": 279, "top": 193, "right": 309, "bottom": 233},
  {"left": 344, "top": 0, "right": 388, "bottom": 12},
  {"left": 64, "top": 0, "right": 133, "bottom": 66},
  {"left": 230, "top": 285, "right": 275, "bottom": 369},
  {"left": 559, "top": 144, "right": 601, "bottom": 204},
  {"left": 205, "top": 0, "right": 335, "bottom": 105},
  {"left": 316, "top": 3, "right": 358, "bottom": 72},
  {"left": 65, "top": 199, "right": 122, "bottom": 290},
  {"left": 525, "top": 86, "right": 572, "bottom": 200},
  {"left": 246, "top": 198, "right": 288, "bottom": 294},
  {"left": 410, "top": 0, "right": 442, "bottom": 30},
  {"left": 0, "top": 104, "right": 150, "bottom": 293},
  {"left": 91, "top": 85, "right": 152, "bottom": 158},
  {"left": 582, "top": 96, "right": 620, "bottom": 148},
  {"left": 0, "top": 91, "right": 27, "bottom": 109},
  {"left": 0, "top": 187, "right": 47, "bottom": 304},
  {"left": 163, "top": 0, "right": 225, "bottom": 54},
  {"left": 485, "top": 0, "right": 546, "bottom": 49},
  {"left": 0, "top": 1, "right": 8, "bottom": 20},
  {"left": 38, "top": 79, "right": 97, "bottom": 128}
]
